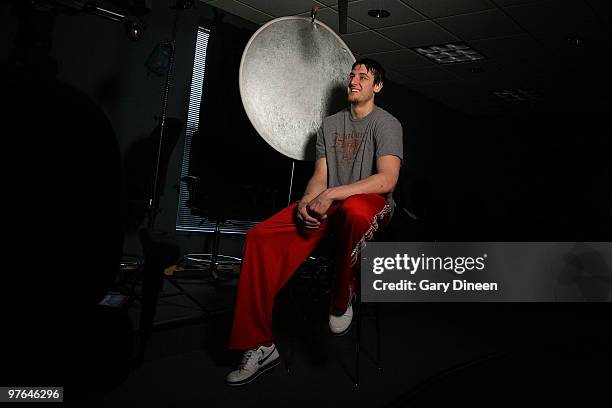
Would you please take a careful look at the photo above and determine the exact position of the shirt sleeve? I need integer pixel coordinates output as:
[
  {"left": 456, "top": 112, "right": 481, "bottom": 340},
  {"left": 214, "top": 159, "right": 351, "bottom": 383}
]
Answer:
[
  {"left": 315, "top": 126, "right": 326, "bottom": 160},
  {"left": 374, "top": 116, "right": 403, "bottom": 163}
]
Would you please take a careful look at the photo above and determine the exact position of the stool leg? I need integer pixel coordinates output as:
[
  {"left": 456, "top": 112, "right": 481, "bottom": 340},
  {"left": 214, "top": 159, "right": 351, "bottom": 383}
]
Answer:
[
  {"left": 283, "top": 273, "right": 302, "bottom": 374},
  {"left": 285, "top": 332, "right": 295, "bottom": 374},
  {"left": 375, "top": 303, "right": 382, "bottom": 370},
  {"left": 355, "top": 290, "right": 361, "bottom": 387}
]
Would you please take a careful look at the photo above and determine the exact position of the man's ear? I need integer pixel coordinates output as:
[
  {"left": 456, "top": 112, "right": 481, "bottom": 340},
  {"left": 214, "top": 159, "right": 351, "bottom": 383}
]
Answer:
[{"left": 374, "top": 81, "right": 383, "bottom": 94}]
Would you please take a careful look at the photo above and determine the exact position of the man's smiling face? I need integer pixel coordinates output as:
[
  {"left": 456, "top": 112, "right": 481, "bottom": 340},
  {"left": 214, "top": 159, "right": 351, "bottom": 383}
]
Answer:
[{"left": 347, "top": 64, "right": 383, "bottom": 104}]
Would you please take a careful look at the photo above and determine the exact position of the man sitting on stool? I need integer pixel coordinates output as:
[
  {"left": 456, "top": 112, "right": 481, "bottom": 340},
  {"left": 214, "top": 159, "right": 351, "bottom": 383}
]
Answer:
[{"left": 227, "top": 58, "right": 403, "bottom": 386}]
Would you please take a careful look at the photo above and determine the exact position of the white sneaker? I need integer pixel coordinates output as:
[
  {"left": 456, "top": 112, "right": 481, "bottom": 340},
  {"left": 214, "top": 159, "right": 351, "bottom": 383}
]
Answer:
[
  {"left": 225, "top": 344, "right": 280, "bottom": 386},
  {"left": 329, "top": 304, "right": 353, "bottom": 336}
]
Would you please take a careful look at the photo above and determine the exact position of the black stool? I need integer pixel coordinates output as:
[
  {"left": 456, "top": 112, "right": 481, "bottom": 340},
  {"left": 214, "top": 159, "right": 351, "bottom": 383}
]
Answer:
[{"left": 282, "top": 235, "right": 383, "bottom": 387}]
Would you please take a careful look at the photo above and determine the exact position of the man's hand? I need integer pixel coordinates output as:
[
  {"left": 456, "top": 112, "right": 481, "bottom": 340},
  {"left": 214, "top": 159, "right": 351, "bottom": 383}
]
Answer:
[
  {"left": 296, "top": 200, "right": 321, "bottom": 229},
  {"left": 306, "top": 190, "right": 334, "bottom": 221}
]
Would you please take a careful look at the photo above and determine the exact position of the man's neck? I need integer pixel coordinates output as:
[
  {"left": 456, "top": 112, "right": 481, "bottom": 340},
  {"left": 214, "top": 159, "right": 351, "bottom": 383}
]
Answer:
[{"left": 350, "top": 100, "right": 376, "bottom": 120}]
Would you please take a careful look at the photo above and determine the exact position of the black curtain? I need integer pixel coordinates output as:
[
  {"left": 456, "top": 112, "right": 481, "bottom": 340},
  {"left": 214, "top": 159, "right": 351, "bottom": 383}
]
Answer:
[{"left": 188, "top": 17, "right": 299, "bottom": 221}]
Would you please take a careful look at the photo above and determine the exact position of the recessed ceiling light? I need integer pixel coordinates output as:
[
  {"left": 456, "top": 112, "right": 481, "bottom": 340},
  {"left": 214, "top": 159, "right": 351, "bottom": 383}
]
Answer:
[
  {"left": 413, "top": 43, "right": 486, "bottom": 64},
  {"left": 368, "top": 9, "right": 390, "bottom": 18}
]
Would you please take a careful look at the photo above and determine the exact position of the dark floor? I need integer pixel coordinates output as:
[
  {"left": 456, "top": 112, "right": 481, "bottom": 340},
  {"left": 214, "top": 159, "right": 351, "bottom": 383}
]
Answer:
[{"left": 57, "top": 266, "right": 612, "bottom": 408}]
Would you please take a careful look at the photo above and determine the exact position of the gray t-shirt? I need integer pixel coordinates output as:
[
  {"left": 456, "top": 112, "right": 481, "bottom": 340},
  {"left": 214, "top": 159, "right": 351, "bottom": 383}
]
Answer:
[{"left": 315, "top": 106, "right": 403, "bottom": 204}]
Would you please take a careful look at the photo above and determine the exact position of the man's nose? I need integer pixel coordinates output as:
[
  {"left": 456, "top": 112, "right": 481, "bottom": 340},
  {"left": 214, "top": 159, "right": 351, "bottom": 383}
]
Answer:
[{"left": 349, "top": 77, "right": 359, "bottom": 86}]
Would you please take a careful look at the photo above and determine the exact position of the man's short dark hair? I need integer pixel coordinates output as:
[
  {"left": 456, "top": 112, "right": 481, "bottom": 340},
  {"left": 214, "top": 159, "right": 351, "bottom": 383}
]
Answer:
[{"left": 352, "top": 58, "right": 385, "bottom": 86}]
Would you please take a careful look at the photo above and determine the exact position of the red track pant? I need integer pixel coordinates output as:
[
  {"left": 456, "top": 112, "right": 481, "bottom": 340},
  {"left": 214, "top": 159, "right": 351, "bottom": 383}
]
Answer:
[{"left": 229, "top": 193, "right": 391, "bottom": 350}]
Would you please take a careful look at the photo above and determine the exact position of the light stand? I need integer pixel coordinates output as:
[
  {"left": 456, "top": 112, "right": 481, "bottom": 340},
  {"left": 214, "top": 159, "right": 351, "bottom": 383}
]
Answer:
[
  {"left": 146, "top": 0, "right": 192, "bottom": 229},
  {"left": 288, "top": 160, "right": 295, "bottom": 206}
]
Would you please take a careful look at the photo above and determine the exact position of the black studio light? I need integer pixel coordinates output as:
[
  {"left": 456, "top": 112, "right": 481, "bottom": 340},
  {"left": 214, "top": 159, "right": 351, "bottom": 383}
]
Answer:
[{"left": 32, "top": 1, "right": 147, "bottom": 40}]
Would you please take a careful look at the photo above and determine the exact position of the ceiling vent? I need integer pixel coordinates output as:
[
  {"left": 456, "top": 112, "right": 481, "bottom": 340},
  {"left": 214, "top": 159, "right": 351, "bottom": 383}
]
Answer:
[{"left": 414, "top": 43, "right": 486, "bottom": 64}]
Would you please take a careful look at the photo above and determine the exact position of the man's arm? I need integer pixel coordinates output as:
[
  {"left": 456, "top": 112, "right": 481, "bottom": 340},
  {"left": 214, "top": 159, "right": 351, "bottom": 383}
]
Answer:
[
  {"left": 306, "top": 155, "right": 401, "bottom": 219},
  {"left": 296, "top": 158, "right": 328, "bottom": 228}
]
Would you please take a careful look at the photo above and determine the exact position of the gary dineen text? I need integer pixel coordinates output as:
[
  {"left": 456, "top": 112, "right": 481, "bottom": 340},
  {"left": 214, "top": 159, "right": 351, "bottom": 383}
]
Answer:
[{"left": 372, "top": 279, "right": 498, "bottom": 292}]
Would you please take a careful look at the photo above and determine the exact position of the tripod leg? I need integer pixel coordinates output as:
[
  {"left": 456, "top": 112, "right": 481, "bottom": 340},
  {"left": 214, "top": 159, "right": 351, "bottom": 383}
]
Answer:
[
  {"left": 135, "top": 229, "right": 180, "bottom": 365},
  {"left": 136, "top": 228, "right": 180, "bottom": 365}
]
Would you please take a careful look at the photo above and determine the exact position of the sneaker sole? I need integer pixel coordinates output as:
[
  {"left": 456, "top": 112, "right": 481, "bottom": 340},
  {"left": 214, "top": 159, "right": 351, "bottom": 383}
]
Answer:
[
  {"left": 331, "top": 321, "right": 352, "bottom": 337},
  {"left": 225, "top": 356, "right": 280, "bottom": 387},
  {"left": 330, "top": 294, "right": 355, "bottom": 337}
]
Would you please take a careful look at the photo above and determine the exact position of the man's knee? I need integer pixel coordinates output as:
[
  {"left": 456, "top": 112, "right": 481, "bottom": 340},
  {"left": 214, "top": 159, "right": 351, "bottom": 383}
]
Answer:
[
  {"left": 246, "top": 224, "right": 265, "bottom": 241},
  {"left": 337, "top": 194, "right": 375, "bottom": 224}
]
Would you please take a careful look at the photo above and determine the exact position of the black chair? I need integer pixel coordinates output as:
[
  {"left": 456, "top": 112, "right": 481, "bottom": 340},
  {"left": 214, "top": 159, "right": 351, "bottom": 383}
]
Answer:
[
  {"left": 175, "top": 171, "right": 282, "bottom": 284},
  {"left": 149, "top": 174, "right": 279, "bottom": 320},
  {"left": 177, "top": 175, "right": 243, "bottom": 286}
]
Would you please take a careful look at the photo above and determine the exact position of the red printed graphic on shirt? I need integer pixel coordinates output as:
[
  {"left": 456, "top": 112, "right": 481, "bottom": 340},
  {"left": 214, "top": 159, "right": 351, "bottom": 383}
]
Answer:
[{"left": 333, "top": 130, "right": 366, "bottom": 163}]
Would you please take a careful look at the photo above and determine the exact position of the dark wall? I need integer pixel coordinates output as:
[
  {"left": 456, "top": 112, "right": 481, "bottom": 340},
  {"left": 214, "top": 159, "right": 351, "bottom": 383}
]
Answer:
[
  {"left": 379, "top": 89, "right": 612, "bottom": 241},
  {"left": 470, "top": 110, "right": 611, "bottom": 241},
  {"left": 375, "top": 84, "right": 465, "bottom": 240},
  {"left": 366, "top": 81, "right": 611, "bottom": 242}
]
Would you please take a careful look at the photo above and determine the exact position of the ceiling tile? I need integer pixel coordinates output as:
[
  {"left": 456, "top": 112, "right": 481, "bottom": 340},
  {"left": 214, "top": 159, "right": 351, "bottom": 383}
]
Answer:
[
  {"left": 396, "top": 65, "right": 461, "bottom": 83},
  {"left": 384, "top": 69, "right": 413, "bottom": 85},
  {"left": 297, "top": 7, "right": 368, "bottom": 34},
  {"left": 378, "top": 21, "right": 459, "bottom": 48},
  {"left": 362, "top": 49, "right": 435, "bottom": 70},
  {"left": 408, "top": 82, "right": 471, "bottom": 104},
  {"left": 338, "top": 0, "right": 425, "bottom": 29},
  {"left": 492, "top": 56, "right": 561, "bottom": 85},
  {"left": 435, "top": 9, "right": 525, "bottom": 40},
  {"left": 237, "top": 0, "right": 328, "bottom": 17},
  {"left": 207, "top": 0, "right": 274, "bottom": 24},
  {"left": 502, "top": 0, "right": 598, "bottom": 35},
  {"left": 341, "top": 30, "right": 403, "bottom": 54},
  {"left": 440, "top": 96, "right": 494, "bottom": 115},
  {"left": 527, "top": 30, "right": 599, "bottom": 55},
  {"left": 402, "top": 0, "right": 496, "bottom": 18},
  {"left": 490, "top": 0, "right": 540, "bottom": 6},
  {"left": 467, "top": 34, "right": 540, "bottom": 59},
  {"left": 584, "top": 0, "right": 612, "bottom": 20},
  {"left": 410, "top": 81, "right": 468, "bottom": 95},
  {"left": 410, "top": 80, "right": 540, "bottom": 115},
  {"left": 503, "top": 0, "right": 607, "bottom": 53},
  {"left": 441, "top": 60, "right": 507, "bottom": 82},
  {"left": 317, "top": 0, "right": 362, "bottom": 7}
]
